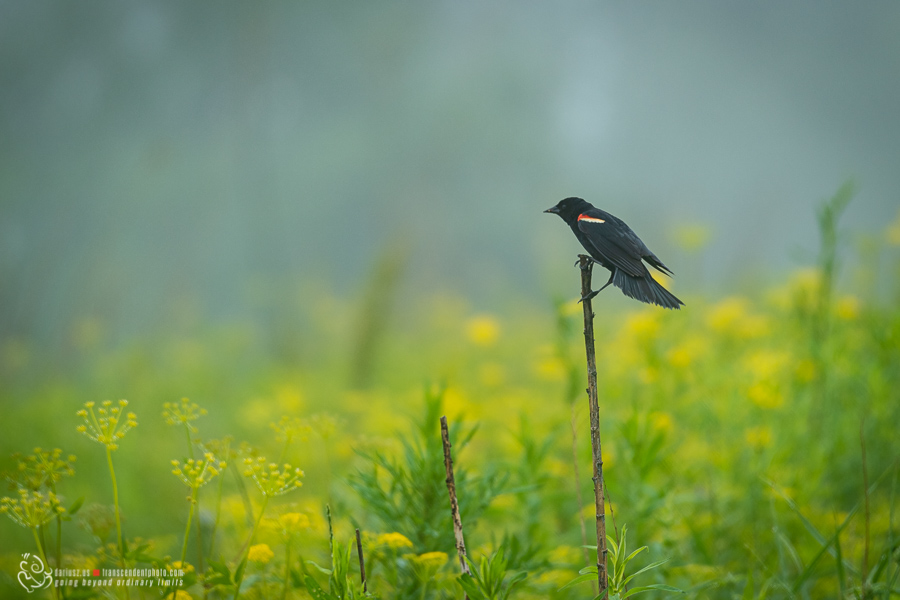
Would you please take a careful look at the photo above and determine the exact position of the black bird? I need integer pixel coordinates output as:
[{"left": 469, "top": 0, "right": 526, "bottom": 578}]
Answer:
[{"left": 545, "top": 197, "right": 684, "bottom": 309}]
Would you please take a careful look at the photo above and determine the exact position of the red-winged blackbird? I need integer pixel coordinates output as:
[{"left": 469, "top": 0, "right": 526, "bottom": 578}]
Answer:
[{"left": 545, "top": 197, "right": 684, "bottom": 309}]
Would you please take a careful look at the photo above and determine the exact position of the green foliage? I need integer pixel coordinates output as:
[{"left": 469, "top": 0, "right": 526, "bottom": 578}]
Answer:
[
  {"left": 458, "top": 548, "right": 527, "bottom": 600},
  {"left": 560, "top": 525, "right": 683, "bottom": 599},
  {"left": 305, "top": 507, "right": 376, "bottom": 599},
  {"left": 349, "top": 386, "right": 507, "bottom": 554}
]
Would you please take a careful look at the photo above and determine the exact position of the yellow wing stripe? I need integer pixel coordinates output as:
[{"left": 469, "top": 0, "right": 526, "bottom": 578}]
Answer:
[{"left": 577, "top": 214, "right": 605, "bottom": 224}]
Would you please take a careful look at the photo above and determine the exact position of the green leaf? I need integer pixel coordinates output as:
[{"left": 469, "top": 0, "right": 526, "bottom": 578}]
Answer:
[
  {"left": 306, "top": 560, "right": 333, "bottom": 576},
  {"left": 558, "top": 571, "right": 599, "bottom": 591},
  {"left": 621, "top": 583, "right": 685, "bottom": 598},
  {"left": 205, "top": 560, "right": 232, "bottom": 586},
  {"left": 457, "top": 575, "right": 485, "bottom": 599},
  {"left": 623, "top": 546, "right": 648, "bottom": 565},
  {"left": 304, "top": 575, "right": 336, "bottom": 600},
  {"left": 621, "top": 558, "right": 670, "bottom": 588},
  {"left": 234, "top": 555, "right": 247, "bottom": 589},
  {"left": 67, "top": 497, "right": 85, "bottom": 516}
]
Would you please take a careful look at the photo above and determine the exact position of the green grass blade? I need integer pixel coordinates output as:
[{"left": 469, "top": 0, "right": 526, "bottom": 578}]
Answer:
[
  {"left": 791, "top": 509, "right": 856, "bottom": 593},
  {"left": 622, "top": 558, "right": 670, "bottom": 588}
]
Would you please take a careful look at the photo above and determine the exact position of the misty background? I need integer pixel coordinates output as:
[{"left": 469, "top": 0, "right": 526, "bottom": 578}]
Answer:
[{"left": 2, "top": 2, "right": 899, "bottom": 348}]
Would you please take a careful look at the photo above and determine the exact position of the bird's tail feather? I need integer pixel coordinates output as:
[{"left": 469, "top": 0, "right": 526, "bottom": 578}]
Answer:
[{"left": 613, "top": 270, "right": 684, "bottom": 309}]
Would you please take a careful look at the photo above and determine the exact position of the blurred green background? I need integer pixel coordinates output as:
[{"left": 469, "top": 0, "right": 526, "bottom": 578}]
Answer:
[
  {"left": 2, "top": 2, "right": 900, "bottom": 344},
  {"left": 1, "top": 3, "right": 899, "bottom": 599}
]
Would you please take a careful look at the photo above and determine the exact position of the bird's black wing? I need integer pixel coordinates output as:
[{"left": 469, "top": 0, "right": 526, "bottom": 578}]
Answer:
[{"left": 576, "top": 212, "right": 647, "bottom": 277}]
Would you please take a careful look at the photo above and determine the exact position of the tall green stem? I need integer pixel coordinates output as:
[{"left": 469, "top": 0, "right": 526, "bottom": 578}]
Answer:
[
  {"left": 180, "top": 489, "right": 197, "bottom": 565},
  {"left": 106, "top": 446, "right": 131, "bottom": 600},
  {"left": 106, "top": 447, "right": 126, "bottom": 567},
  {"left": 183, "top": 423, "right": 194, "bottom": 459},
  {"left": 31, "top": 526, "right": 49, "bottom": 572},
  {"left": 209, "top": 470, "right": 225, "bottom": 559},
  {"left": 234, "top": 496, "right": 270, "bottom": 600}
]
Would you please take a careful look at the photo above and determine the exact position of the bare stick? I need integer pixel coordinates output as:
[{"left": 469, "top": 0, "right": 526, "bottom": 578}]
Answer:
[
  {"left": 440, "top": 415, "right": 471, "bottom": 577},
  {"left": 355, "top": 528, "right": 367, "bottom": 593},
  {"left": 579, "top": 254, "right": 608, "bottom": 597}
]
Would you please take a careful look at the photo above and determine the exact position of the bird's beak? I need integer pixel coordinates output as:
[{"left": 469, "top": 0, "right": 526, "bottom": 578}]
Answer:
[{"left": 544, "top": 206, "right": 560, "bottom": 214}]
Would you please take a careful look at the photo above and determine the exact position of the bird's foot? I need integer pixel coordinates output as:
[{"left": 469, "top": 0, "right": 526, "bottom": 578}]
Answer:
[
  {"left": 578, "top": 289, "right": 601, "bottom": 304},
  {"left": 575, "top": 255, "right": 598, "bottom": 269}
]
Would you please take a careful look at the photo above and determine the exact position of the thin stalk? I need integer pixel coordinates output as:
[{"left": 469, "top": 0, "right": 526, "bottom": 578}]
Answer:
[
  {"left": 234, "top": 495, "right": 270, "bottom": 600},
  {"left": 281, "top": 539, "right": 291, "bottom": 600},
  {"left": 180, "top": 489, "right": 198, "bottom": 565},
  {"left": 579, "top": 255, "right": 608, "bottom": 598},
  {"left": 106, "top": 446, "right": 126, "bottom": 568},
  {"left": 261, "top": 565, "right": 270, "bottom": 600},
  {"left": 208, "top": 463, "right": 227, "bottom": 559},
  {"left": 184, "top": 423, "right": 195, "bottom": 459},
  {"left": 55, "top": 513, "right": 62, "bottom": 570},
  {"left": 33, "top": 524, "right": 61, "bottom": 600},
  {"left": 32, "top": 526, "right": 50, "bottom": 576},
  {"left": 53, "top": 514, "right": 63, "bottom": 600},
  {"left": 440, "top": 416, "right": 470, "bottom": 577},
  {"left": 356, "top": 528, "right": 367, "bottom": 594},
  {"left": 195, "top": 501, "right": 205, "bottom": 574}
]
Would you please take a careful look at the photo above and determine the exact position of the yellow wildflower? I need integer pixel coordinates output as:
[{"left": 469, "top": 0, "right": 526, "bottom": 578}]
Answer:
[
  {"left": 466, "top": 315, "right": 500, "bottom": 347},
  {"left": 278, "top": 512, "right": 310, "bottom": 531},
  {"left": 376, "top": 532, "right": 413, "bottom": 550},
  {"left": 172, "top": 591, "right": 193, "bottom": 600},
  {"left": 408, "top": 551, "right": 448, "bottom": 570},
  {"left": 167, "top": 561, "right": 194, "bottom": 573},
  {"left": 406, "top": 550, "right": 449, "bottom": 583},
  {"left": 835, "top": 296, "right": 860, "bottom": 320},
  {"left": 242, "top": 456, "right": 304, "bottom": 497},
  {"left": 162, "top": 397, "right": 206, "bottom": 428},
  {"left": 75, "top": 400, "right": 137, "bottom": 451},
  {"left": 248, "top": 543, "right": 274, "bottom": 564}
]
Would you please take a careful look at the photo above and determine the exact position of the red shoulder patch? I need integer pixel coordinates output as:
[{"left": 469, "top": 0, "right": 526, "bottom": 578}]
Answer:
[{"left": 577, "top": 214, "right": 606, "bottom": 224}]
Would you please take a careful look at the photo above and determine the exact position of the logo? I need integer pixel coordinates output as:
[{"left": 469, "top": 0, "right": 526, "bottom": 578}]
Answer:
[{"left": 17, "top": 553, "right": 53, "bottom": 593}]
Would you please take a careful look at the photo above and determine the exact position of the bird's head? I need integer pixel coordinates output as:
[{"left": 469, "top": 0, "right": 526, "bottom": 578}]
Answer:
[{"left": 544, "top": 197, "right": 590, "bottom": 223}]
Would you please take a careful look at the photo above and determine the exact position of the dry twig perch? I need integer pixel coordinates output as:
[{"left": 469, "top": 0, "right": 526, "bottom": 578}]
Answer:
[
  {"left": 579, "top": 254, "right": 609, "bottom": 596},
  {"left": 440, "top": 415, "right": 471, "bottom": 578}
]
